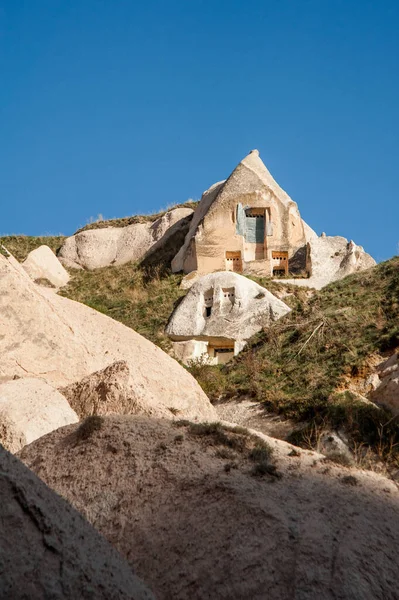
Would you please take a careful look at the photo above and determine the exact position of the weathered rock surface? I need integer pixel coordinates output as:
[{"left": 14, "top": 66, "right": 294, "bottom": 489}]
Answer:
[
  {"left": 166, "top": 271, "right": 290, "bottom": 340},
  {"left": 61, "top": 361, "right": 135, "bottom": 418},
  {"left": 0, "top": 443, "right": 153, "bottom": 599},
  {"left": 282, "top": 236, "right": 376, "bottom": 289},
  {"left": 370, "top": 353, "right": 399, "bottom": 415},
  {"left": 22, "top": 244, "right": 70, "bottom": 288},
  {"left": 140, "top": 210, "right": 194, "bottom": 272},
  {"left": 0, "top": 378, "right": 78, "bottom": 453},
  {"left": 317, "top": 431, "right": 353, "bottom": 464},
  {"left": 20, "top": 415, "right": 399, "bottom": 600},
  {"left": 58, "top": 207, "right": 193, "bottom": 270},
  {"left": 0, "top": 252, "right": 216, "bottom": 421},
  {"left": 172, "top": 181, "right": 225, "bottom": 273}
]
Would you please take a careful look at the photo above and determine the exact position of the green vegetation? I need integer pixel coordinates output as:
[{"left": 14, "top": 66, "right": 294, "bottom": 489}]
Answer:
[
  {"left": 74, "top": 200, "right": 198, "bottom": 234},
  {"left": 175, "top": 420, "right": 277, "bottom": 477},
  {"left": 60, "top": 263, "right": 185, "bottom": 350},
  {"left": 3, "top": 229, "right": 399, "bottom": 467},
  {"left": 190, "top": 258, "right": 399, "bottom": 463},
  {"left": 0, "top": 235, "right": 65, "bottom": 262}
]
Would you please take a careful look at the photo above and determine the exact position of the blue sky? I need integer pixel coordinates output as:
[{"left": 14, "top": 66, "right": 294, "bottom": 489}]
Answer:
[{"left": 1, "top": 1, "right": 398, "bottom": 261}]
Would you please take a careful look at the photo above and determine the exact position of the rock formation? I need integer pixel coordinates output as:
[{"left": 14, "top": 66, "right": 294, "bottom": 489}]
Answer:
[
  {"left": 22, "top": 244, "right": 70, "bottom": 288},
  {"left": 0, "top": 251, "right": 216, "bottom": 422},
  {"left": 166, "top": 271, "right": 290, "bottom": 364},
  {"left": 172, "top": 150, "right": 312, "bottom": 277},
  {"left": 282, "top": 236, "right": 376, "bottom": 290},
  {"left": 0, "top": 442, "right": 153, "bottom": 599},
  {"left": 369, "top": 353, "right": 399, "bottom": 415},
  {"left": 172, "top": 150, "right": 375, "bottom": 289},
  {"left": 0, "top": 378, "right": 78, "bottom": 453},
  {"left": 61, "top": 361, "right": 136, "bottom": 418},
  {"left": 58, "top": 207, "right": 193, "bottom": 270},
  {"left": 20, "top": 415, "right": 399, "bottom": 600}
]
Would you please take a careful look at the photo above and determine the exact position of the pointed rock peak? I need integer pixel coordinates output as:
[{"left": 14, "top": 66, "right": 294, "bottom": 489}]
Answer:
[{"left": 231, "top": 150, "right": 293, "bottom": 207}]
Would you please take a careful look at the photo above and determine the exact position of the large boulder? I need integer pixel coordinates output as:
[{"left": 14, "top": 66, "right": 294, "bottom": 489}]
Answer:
[
  {"left": 0, "top": 443, "right": 153, "bottom": 599},
  {"left": 58, "top": 207, "right": 193, "bottom": 270},
  {"left": 0, "top": 378, "right": 78, "bottom": 453},
  {"left": 60, "top": 361, "right": 136, "bottom": 418},
  {"left": 283, "top": 236, "right": 376, "bottom": 289},
  {"left": 166, "top": 271, "right": 290, "bottom": 364},
  {"left": 166, "top": 271, "right": 290, "bottom": 340},
  {"left": 22, "top": 244, "right": 70, "bottom": 288},
  {"left": 0, "top": 252, "right": 216, "bottom": 422},
  {"left": 20, "top": 415, "right": 399, "bottom": 600}
]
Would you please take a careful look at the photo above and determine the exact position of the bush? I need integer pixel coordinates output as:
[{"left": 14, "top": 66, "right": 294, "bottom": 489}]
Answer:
[{"left": 75, "top": 415, "right": 104, "bottom": 441}]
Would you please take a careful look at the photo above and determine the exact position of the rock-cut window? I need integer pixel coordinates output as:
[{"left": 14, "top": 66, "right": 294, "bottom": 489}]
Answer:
[{"left": 204, "top": 288, "right": 214, "bottom": 318}]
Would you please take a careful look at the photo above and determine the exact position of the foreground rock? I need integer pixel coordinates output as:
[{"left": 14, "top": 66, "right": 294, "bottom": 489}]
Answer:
[
  {"left": 166, "top": 271, "right": 290, "bottom": 364},
  {"left": 58, "top": 207, "right": 193, "bottom": 270},
  {"left": 21, "top": 415, "right": 399, "bottom": 600},
  {"left": 0, "top": 252, "right": 216, "bottom": 421},
  {"left": 22, "top": 244, "right": 70, "bottom": 288},
  {"left": 0, "top": 443, "right": 153, "bottom": 599},
  {"left": 61, "top": 361, "right": 135, "bottom": 418},
  {"left": 0, "top": 378, "right": 78, "bottom": 452}
]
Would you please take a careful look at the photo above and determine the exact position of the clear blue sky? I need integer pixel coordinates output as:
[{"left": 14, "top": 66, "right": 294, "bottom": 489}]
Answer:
[{"left": 1, "top": 1, "right": 398, "bottom": 261}]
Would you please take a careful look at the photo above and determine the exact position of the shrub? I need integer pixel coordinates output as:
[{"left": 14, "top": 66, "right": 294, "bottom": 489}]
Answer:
[{"left": 75, "top": 415, "right": 104, "bottom": 441}]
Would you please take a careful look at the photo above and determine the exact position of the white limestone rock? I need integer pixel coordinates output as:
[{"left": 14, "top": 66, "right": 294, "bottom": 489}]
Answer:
[
  {"left": 59, "top": 207, "right": 193, "bottom": 270},
  {"left": 166, "top": 271, "right": 290, "bottom": 347},
  {"left": 22, "top": 244, "right": 70, "bottom": 288},
  {"left": 318, "top": 431, "right": 353, "bottom": 463},
  {"left": 282, "top": 236, "right": 376, "bottom": 290},
  {"left": 370, "top": 353, "right": 399, "bottom": 415},
  {"left": 0, "top": 251, "right": 216, "bottom": 423},
  {"left": 0, "top": 378, "right": 78, "bottom": 453},
  {"left": 172, "top": 181, "right": 225, "bottom": 273}
]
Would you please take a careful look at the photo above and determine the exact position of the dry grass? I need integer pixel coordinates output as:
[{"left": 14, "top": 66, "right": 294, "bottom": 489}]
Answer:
[
  {"left": 175, "top": 420, "right": 277, "bottom": 477},
  {"left": 60, "top": 263, "right": 185, "bottom": 350},
  {"left": 0, "top": 235, "right": 65, "bottom": 262},
  {"left": 74, "top": 200, "right": 198, "bottom": 234},
  {"left": 190, "top": 258, "right": 399, "bottom": 465}
]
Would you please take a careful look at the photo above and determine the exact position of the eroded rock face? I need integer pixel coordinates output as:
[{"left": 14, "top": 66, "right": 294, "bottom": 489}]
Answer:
[
  {"left": 370, "top": 353, "right": 399, "bottom": 415},
  {"left": 58, "top": 208, "right": 193, "bottom": 270},
  {"left": 0, "top": 378, "right": 78, "bottom": 453},
  {"left": 20, "top": 415, "right": 399, "bottom": 600},
  {"left": 172, "top": 151, "right": 309, "bottom": 277},
  {"left": 0, "top": 252, "right": 216, "bottom": 422},
  {"left": 0, "top": 444, "right": 153, "bottom": 599},
  {"left": 22, "top": 245, "right": 70, "bottom": 288},
  {"left": 282, "top": 236, "right": 376, "bottom": 289},
  {"left": 60, "top": 361, "right": 136, "bottom": 419},
  {"left": 166, "top": 271, "right": 290, "bottom": 364}
]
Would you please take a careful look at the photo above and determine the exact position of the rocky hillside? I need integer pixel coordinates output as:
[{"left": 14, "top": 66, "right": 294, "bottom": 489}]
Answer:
[
  {"left": 203, "top": 258, "right": 399, "bottom": 465},
  {"left": 2, "top": 232, "right": 398, "bottom": 468},
  {"left": 1, "top": 224, "right": 399, "bottom": 600},
  {"left": 20, "top": 415, "right": 399, "bottom": 600}
]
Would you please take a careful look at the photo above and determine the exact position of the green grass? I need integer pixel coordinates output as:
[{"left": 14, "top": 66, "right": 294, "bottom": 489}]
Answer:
[
  {"left": 3, "top": 229, "right": 398, "bottom": 464},
  {"left": 189, "top": 258, "right": 399, "bottom": 462},
  {"left": 0, "top": 235, "right": 65, "bottom": 262},
  {"left": 60, "top": 263, "right": 185, "bottom": 350},
  {"left": 74, "top": 200, "right": 198, "bottom": 234}
]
